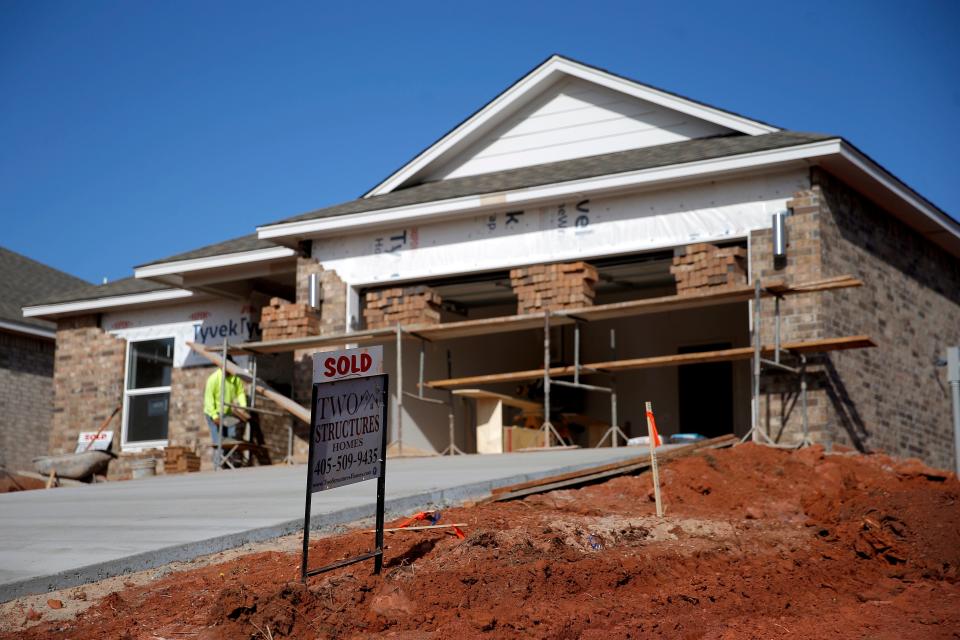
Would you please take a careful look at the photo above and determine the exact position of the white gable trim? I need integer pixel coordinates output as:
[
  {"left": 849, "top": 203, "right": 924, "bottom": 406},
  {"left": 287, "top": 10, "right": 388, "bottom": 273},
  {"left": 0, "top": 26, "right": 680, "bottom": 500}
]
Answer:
[
  {"left": 23, "top": 288, "right": 195, "bottom": 319},
  {"left": 364, "top": 55, "right": 778, "bottom": 197},
  {"left": 261, "top": 139, "right": 839, "bottom": 239},
  {"left": 134, "top": 246, "right": 297, "bottom": 280}
]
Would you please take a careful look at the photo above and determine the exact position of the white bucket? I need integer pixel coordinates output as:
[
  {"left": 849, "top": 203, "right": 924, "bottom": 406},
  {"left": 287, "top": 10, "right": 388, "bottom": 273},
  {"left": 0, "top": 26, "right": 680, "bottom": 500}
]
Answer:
[{"left": 129, "top": 458, "right": 157, "bottom": 479}]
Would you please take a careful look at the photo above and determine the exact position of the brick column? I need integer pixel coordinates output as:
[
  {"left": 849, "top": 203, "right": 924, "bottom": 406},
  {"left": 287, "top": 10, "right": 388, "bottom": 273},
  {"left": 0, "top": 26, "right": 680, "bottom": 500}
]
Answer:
[
  {"left": 290, "top": 257, "right": 347, "bottom": 407},
  {"left": 509, "top": 261, "right": 598, "bottom": 313},
  {"left": 670, "top": 243, "right": 747, "bottom": 293},
  {"left": 748, "top": 190, "right": 828, "bottom": 445},
  {"left": 363, "top": 286, "right": 442, "bottom": 329}
]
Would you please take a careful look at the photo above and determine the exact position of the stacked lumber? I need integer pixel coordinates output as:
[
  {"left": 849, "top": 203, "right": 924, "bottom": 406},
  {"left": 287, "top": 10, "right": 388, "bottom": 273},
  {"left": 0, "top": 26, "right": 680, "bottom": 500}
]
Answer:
[
  {"left": 670, "top": 243, "right": 747, "bottom": 294},
  {"left": 163, "top": 446, "right": 200, "bottom": 474},
  {"left": 510, "top": 261, "right": 598, "bottom": 313},
  {"left": 364, "top": 286, "right": 442, "bottom": 329},
  {"left": 259, "top": 297, "right": 320, "bottom": 341}
]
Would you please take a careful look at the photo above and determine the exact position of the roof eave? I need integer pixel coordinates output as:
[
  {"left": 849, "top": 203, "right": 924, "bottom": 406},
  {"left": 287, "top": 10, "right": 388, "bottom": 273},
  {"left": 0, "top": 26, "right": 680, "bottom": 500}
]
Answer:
[
  {"left": 0, "top": 319, "right": 55, "bottom": 340},
  {"left": 22, "top": 288, "right": 195, "bottom": 321},
  {"left": 258, "top": 138, "right": 842, "bottom": 241},
  {"left": 134, "top": 245, "right": 298, "bottom": 281}
]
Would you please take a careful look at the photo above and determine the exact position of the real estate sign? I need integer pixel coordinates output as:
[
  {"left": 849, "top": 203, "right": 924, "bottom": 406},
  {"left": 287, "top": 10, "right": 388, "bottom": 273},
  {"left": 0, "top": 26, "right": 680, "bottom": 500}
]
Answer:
[
  {"left": 301, "top": 345, "right": 388, "bottom": 581},
  {"left": 308, "top": 347, "right": 386, "bottom": 492}
]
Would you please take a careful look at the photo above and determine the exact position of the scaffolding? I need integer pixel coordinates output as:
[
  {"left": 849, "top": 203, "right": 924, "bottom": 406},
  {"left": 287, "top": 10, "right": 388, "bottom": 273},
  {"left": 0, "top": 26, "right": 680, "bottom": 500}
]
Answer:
[{"left": 220, "top": 274, "right": 871, "bottom": 457}]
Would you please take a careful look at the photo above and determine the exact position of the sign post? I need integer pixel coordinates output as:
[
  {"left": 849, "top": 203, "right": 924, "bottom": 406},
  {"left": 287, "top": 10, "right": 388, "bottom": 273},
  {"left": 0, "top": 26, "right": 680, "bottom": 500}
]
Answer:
[{"left": 301, "top": 345, "right": 388, "bottom": 581}]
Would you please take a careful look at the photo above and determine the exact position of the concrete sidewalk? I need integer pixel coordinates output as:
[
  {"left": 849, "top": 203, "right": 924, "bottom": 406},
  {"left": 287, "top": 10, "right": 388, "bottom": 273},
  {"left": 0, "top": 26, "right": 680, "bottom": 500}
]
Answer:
[{"left": 0, "top": 446, "right": 654, "bottom": 601}]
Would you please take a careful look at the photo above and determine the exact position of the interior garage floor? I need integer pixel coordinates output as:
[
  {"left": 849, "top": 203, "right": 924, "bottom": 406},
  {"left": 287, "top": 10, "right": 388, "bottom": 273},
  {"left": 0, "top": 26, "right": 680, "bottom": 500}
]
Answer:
[{"left": 0, "top": 445, "right": 662, "bottom": 602}]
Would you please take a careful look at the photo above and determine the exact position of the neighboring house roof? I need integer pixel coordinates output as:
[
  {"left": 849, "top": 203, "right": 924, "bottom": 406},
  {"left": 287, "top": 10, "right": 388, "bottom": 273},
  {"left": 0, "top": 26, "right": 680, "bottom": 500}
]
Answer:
[
  {"left": 264, "top": 131, "right": 831, "bottom": 228},
  {"left": 0, "top": 247, "right": 88, "bottom": 336},
  {"left": 135, "top": 234, "right": 280, "bottom": 268}
]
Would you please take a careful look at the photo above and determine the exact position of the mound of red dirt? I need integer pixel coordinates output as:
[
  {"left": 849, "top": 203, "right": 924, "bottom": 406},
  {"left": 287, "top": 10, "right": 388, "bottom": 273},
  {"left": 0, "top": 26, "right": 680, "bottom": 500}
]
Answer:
[{"left": 7, "top": 444, "right": 959, "bottom": 639}]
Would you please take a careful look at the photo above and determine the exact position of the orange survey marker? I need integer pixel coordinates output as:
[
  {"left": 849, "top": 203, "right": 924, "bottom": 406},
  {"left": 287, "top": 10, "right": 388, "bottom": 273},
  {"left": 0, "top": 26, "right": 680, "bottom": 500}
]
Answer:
[
  {"left": 645, "top": 402, "right": 664, "bottom": 517},
  {"left": 645, "top": 408, "right": 663, "bottom": 448},
  {"left": 395, "top": 510, "right": 465, "bottom": 539}
]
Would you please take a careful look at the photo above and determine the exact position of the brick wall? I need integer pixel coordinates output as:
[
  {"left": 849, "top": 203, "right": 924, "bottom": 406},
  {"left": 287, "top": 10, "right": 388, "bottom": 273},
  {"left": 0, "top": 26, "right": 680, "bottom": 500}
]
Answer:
[
  {"left": 166, "top": 364, "right": 210, "bottom": 468},
  {"left": 50, "top": 315, "right": 126, "bottom": 460},
  {"left": 363, "top": 286, "right": 442, "bottom": 329},
  {"left": 0, "top": 331, "right": 55, "bottom": 471},
  {"left": 291, "top": 257, "right": 347, "bottom": 464},
  {"left": 260, "top": 298, "right": 320, "bottom": 342},
  {"left": 814, "top": 168, "right": 960, "bottom": 468},
  {"left": 670, "top": 243, "right": 747, "bottom": 294},
  {"left": 509, "top": 261, "right": 597, "bottom": 313},
  {"left": 749, "top": 194, "right": 829, "bottom": 444},
  {"left": 748, "top": 170, "right": 960, "bottom": 468}
]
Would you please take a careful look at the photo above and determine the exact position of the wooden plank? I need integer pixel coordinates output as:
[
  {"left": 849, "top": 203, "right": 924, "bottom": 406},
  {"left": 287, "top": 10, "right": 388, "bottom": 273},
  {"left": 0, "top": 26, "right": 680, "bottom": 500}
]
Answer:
[
  {"left": 490, "top": 434, "right": 736, "bottom": 496},
  {"left": 487, "top": 435, "right": 737, "bottom": 502},
  {"left": 451, "top": 388, "right": 543, "bottom": 412},
  {"left": 187, "top": 342, "right": 311, "bottom": 423},
  {"left": 427, "top": 335, "right": 875, "bottom": 388},
  {"left": 232, "top": 327, "right": 395, "bottom": 355}
]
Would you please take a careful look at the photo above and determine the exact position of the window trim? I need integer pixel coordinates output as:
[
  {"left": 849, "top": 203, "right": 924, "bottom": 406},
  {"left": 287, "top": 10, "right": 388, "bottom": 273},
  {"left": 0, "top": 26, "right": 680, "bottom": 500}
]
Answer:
[{"left": 121, "top": 337, "right": 174, "bottom": 452}]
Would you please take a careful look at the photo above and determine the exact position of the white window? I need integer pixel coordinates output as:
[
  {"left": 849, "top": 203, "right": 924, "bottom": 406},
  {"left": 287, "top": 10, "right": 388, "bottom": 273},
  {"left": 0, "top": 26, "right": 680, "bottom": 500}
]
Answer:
[{"left": 122, "top": 337, "right": 174, "bottom": 450}]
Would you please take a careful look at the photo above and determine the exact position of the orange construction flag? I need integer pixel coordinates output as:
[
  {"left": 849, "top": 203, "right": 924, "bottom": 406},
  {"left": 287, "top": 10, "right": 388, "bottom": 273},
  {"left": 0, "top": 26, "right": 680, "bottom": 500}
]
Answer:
[{"left": 645, "top": 409, "right": 662, "bottom": 448}]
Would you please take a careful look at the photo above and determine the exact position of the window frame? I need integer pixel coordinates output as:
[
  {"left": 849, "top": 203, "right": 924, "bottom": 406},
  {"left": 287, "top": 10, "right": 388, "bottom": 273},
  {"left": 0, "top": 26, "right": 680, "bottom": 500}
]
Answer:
[{"left": 121, "top": 336, "right": 174, "bottom": 451}]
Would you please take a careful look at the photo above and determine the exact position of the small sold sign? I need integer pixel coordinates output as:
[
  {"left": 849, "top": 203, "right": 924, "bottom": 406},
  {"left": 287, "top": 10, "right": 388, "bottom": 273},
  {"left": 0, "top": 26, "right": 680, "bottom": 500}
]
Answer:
[{"left": 313, "top": 346, "right": 383, "bottom": 382}]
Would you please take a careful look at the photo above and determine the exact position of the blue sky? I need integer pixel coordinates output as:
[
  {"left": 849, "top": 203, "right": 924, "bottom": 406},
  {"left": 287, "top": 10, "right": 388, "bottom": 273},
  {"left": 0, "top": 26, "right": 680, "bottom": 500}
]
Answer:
[{"left": 1, "top": 1, "right": 958, "bottom": 283}]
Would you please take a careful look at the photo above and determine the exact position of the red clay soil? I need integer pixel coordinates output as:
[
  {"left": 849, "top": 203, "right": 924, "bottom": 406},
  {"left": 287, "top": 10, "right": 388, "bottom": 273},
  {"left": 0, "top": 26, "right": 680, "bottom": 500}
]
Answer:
[{"left": 5, "top": 443, "right": 960, "bottom": 639}]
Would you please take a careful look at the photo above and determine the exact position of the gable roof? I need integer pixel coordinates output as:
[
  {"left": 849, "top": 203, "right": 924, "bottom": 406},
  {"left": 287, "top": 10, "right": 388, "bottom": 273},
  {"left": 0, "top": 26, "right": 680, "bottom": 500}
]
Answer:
[
  {"left": 262, "top": 131, "right": 830, "bottom": 229},
  {"left": 0, "top": 247, "right": 88, "bottom": 335},
  {"left": 363, "top": 54, "right": 779, "bottom": 197}
]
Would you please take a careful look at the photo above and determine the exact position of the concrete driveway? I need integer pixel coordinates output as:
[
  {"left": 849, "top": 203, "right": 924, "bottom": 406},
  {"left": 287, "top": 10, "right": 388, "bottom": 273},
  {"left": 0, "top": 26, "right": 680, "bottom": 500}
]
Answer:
[{"left": 0, "top": 446, "right": 652, "bottom": 601}]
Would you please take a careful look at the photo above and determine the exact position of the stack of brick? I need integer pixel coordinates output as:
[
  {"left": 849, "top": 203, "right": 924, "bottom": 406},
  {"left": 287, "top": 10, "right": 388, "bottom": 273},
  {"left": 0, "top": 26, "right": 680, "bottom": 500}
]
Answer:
[
  {"left": 259, "top": 297, "right": 321, "bottom": 341},
  {"left": 363, "top": 286, "right": 442, "bottom": 329},
  {"left": 670, "top": 243, "right": 747, "bottom": 294},
  {"left": 163, "top": 446, "right": 200, "bottom": 474},
  {"left": 510, "top": 261, "right": 598, "bottom": 313}
]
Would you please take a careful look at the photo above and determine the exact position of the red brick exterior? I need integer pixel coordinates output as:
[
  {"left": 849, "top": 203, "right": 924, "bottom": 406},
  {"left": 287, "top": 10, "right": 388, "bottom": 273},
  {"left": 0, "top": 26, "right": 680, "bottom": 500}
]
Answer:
[
  {"left": 0, "top": 330, "right": 55, "bottom": 471},
  {"left": 671, "top": 244, "right": 747, "bottom": 293},
  {"left": 50, "top": 315, "right": 126, "bottom": 459},
  {"left": 749, "top": 168, "right": 960, "bottom": 469},
  {"left": 363, "top": 286, "right": 442, "bottom": 329},
  {"left": 510, "top": 261, "right": 597, "bottom": 313}
]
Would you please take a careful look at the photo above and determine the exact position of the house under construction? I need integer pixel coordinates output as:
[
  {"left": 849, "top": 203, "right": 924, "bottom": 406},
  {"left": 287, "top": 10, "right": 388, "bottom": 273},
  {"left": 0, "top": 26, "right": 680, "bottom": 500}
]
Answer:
[{"left": 22, "top": 55, "right": 960, "bottom": 477}]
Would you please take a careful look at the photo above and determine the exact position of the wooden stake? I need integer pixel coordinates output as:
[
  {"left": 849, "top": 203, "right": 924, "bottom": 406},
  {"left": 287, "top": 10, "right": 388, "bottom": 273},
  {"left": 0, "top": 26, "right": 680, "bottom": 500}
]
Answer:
[
  {"left": 645, "top": 401, "right": 663, "bottom": 517},
  {"left": 45, "top": 468, "right": 57, "bottom": 489}
]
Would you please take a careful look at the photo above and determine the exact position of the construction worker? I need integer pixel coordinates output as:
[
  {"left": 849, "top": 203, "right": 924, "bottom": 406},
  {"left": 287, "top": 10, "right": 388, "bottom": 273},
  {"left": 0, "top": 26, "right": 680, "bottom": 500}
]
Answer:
[{"left": 203, "top": 357, "right": 250, "bottom": 456}]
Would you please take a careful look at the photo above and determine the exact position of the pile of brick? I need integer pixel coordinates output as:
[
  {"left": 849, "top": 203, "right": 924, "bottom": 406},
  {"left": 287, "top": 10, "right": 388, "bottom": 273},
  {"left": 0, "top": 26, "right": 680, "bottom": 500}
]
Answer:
[
  {"left": 670, "top": 243, "right": 747, "bottom": 294},
  {"left": 364, "top": 286, "right": 442, "bottom": 329},
  {"left": 163, "top": 446, "right": 200, "bottom": 474},
  {"left": 510, "top": 261, "right": 598, "bottom": 313},
  {"left": 259, "top": 297, "right": 321, "bottom": 341}
]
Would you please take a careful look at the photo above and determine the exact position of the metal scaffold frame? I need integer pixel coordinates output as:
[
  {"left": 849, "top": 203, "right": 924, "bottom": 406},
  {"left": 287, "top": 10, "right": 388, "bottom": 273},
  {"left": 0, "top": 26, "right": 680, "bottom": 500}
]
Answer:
[
  {"left": 741, "top": 279, "right": 813, "bottom": 448},
  {"left": 225, "top": 275, "right": 870, "bottom": 456}
]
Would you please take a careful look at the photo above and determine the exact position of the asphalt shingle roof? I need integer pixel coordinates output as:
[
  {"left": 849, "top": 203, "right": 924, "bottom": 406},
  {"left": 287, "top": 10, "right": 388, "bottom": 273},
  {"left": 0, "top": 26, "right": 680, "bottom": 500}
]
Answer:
[
  {"left": 0, "top": 247, "right": 89, "bottom": 331},
  {"left": 25, "top": 277, "right": 172, "bottom": 308},
  {"left": 267, "top": 131, "right": 835, "bottom": 227},
  {"left": 136, "top": 234, "right": 279, "bottom": 268}
]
